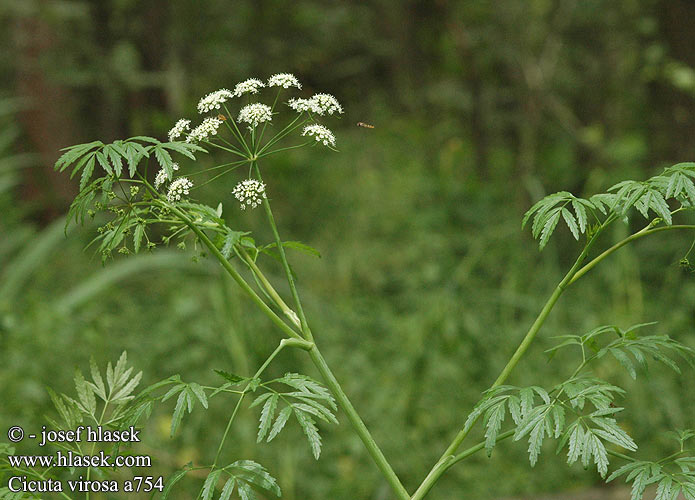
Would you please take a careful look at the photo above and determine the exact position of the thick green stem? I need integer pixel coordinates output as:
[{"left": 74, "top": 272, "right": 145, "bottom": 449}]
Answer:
[
  {"left": 250, "top": 167, "right": 408, "bottom": 498},
  {"left": 308, "top": 346, "right": 411, "bottom": 500}
]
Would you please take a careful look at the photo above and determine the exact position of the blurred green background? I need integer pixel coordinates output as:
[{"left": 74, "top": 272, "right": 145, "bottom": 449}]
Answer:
[{"left": 1, "top": 0, "right": 695, "bottom": 499}]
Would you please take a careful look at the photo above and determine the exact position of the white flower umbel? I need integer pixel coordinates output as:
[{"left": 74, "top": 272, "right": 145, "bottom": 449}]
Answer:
[
  {"left": 288, "top": 98, "right": 319, "bottom": 114},
  {"left": 154, "top": 163, "right": 180, "bottom": 189},
  {"left": 310, "top": 93, "right": 344, "bottom": 115},
  {"left": 268, "top": 73, "right": 302, "bottom": 89},
  {"left": 302, "top": 124, "right": 336, "bottom": 147},
  {"left": 232, "top": 78, "right": 265, "bottom": 97},
  {"left": 187, "top": 117, "right": 223, "bottom": 142},
  {"left": 197, "top": 89, "right": 233, "bottom": 114},
  {"left": 166, "top": 177, "right": 193, "bottom": 203},
  {"left": 168, "top": 119, "right": 191, "bottom": 141},
  {"left": 232, "top": 179, "right": 267, "bottom": 210},
  {"left": 238, "top": 103, "right": 272, "bottom": 128}
]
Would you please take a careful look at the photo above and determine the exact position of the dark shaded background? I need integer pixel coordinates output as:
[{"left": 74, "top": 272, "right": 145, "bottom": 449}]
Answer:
[{"left": 1, "top": 1, "right": 695, "bottom": 499}]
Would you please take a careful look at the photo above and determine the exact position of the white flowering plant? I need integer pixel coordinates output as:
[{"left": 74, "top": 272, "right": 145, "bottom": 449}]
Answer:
[{"left": 4, "top": 74, "right": 695, "bottom": 500}]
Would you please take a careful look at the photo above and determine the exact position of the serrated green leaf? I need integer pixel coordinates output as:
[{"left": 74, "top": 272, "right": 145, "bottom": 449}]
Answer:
[
  {"left": 171, "top": 390, "right": 187, "bottom": 437},
  {"left": 257, "top": 394, "right": 278, "bottom": 442},
  {"left": 237, "top": 482, "right": 256, "bottom": 500},
  {"left": 162, "top": 464, "right": 192, "bottom": 500},
  {"left": 189, "top": 382, "right": 209, "bottom": 409},
  {"left": 611, "top": 348, "right": 637, "bottom": 379},
  {"left": 590, "top": 433, "right": 609, "bottom": 477},
  {"left": 133, "top": 223, "right": 145, "bottom": 254},
  {"left": 227, "top": 460, "right": 281, "bottom": 497},
  {"left": 571, "top": 199, "right": 588, "bottom": 233},
  {"left": 154, "top": 145, "right": 174, "bottom": 178},
  {"left": 539, "top": 209, "right": 562, "bottom": 250},
  {"left": 268, "top": 406, "right": 292, "bottom": 442},
  {"left": 484, "top": 402, "right": 505, "bottom": 456},
  {"left": 202, "top": 470, "right": 221, "bottom": 500},
  {"left": 78, "top": 154, "right": 96, "bottom": 191},
  {"left": 561, "top": 208, "right": 580, "bottom": 239},
  {"left": 566, "top": 423, "right": 583, "bottom": 465},
  {"left": 527, "top": 418, "right": 545, "bottom": 467},
  {"left": 250, "top": 392, "right": 273, "bottom": 409},
  {"left": 111, "top": 371, "right": 142, "bottom": 403},
  {"left": 74, "top": 369, "right": 96, "bottom": 416},
  {"left": 219, "top": 478, "right": 236, "bottom": 500},
  {"left": 214, "top": 370, "right": 246, "bottom": 385},
  {"left": 295, "top": 408, "right": 322, "bottom": 459}
]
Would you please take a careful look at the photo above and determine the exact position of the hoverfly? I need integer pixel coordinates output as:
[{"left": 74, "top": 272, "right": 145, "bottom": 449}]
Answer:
[{"left": 356, "top": 122, "right": 375, "bottom": 129}]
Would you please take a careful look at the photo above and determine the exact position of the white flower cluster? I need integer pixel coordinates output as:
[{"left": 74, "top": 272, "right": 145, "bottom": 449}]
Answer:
[
  {"left": 166, "top": 177, "right": 193, "bottom": 203},
  {"left": 154, "top": 162, "right": 180, "bottom": 189},
  {"left": 187, "top": 117, "right": 223, "bottom": 142},
  {"left": 288, "top": 98, "right": 317, "bottom": 113},
  {"left": 238, "top": 103, "right": 272, "bottom": 127},
  {"left": 311, "top": 93, "right": 343, "bottom": 115},
  {"left": 287, "top": 93, "right": 343, "bottom": 116},
  {"left": 268, "top": 73, "right": 301, "bottom": 89},
  {"left": 232, "top": 78, "right": 265, "bottom": 97},
  {"left": 197, "top": 89, "right": 233, "bottom": 114},
  {"left": 168, "top": 119, "right": 191, "bottom": 141},
  {"left": 233, "top": 179, "right": 266, "bottom": 210},
  {"left": 302, "top": 124, "right": 336, "bottom": 147}
]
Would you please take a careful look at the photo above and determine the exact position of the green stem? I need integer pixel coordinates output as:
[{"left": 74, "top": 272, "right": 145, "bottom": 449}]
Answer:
[
  {"left": 200, "top": 339, "right": 312, "bottom": 500},
  {"left": 257, "top": 115, "right": 307, "bottom": 156},
  {"left": 222, "top": 104, "right": 252, "bottom": 157},
  {"left": 568, "top": 224, "right": 695, "bottom": 286},
  {"left": 204, "top": 140, "right": 247, "bottom": 159},
  {"left": 411, "top": 230, "right": 604, "bottom": 500},
  {"left": 249, "top": 166, "right": 408, "bottom": 498},
  {"left": 254, "top": 162, "right": 311, "bottom": 338},
  {"left": 607, "top": 450, "right": 635, "bottom": 462},
  {"left": 307, "top": 345, "right": 411, "bottom": 500},
  {"left": 211, "top": 341, "right": 287, "bottom": 466},
  {"left": 450, "top": 429, "right": 515, "bottom": 465},
  {"left": 258, "top": 142, "right": 312, "bottom": 159},
  {"left": 239, "top": 248, "right": 301, "bottom": 328},
  {"left": 411, "top": 429, "right": 516, "bottom": 500},
  {"left": 165, "top": 203, "right": 303, "bottom": 341}
]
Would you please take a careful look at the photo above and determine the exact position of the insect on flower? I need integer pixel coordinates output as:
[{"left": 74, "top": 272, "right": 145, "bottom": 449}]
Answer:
[
  {"left": 217, "top": 114, "right": 227, "bottom": 121},
  {"left": 357, "top": 122, "right": 375, "bottom": 129}
]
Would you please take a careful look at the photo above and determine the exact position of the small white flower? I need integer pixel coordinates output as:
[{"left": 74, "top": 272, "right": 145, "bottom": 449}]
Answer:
[
  {"left": 268, "top": 73, "right": 302, "bottom": 89},
  {"left": 288, "top": 98, "right": 319, "bottom": 114},
  {"left": 310, "top": 93, "right": 343, "bottom": 115},
  {"left": 168, "top": 119, "right": 191, "bottom": 141},
  {"left": 197, "top": 89, "right": 233, "bottom": 114},
  {"left": 302, "top": 124, "right": 336, "bottom": 147},
  {"left": 232, "top": 179, "right": 266, "bottom": 210},
  {"left": 187, "top": 117, "right": 223, "bottom": 142},
  {"left": 167, "top": 177, "right": 193, "bottom": 203},
  {"left": 238, "top": 103, "right": 272, "bottom": 128},
  {"left": 154, "top": 163, "right": 180, "bottom": 189},
  {"left": 232, "top": 78, "right": 265, "bottom": 97}
]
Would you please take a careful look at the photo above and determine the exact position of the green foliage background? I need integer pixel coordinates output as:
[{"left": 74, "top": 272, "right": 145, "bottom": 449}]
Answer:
[{"left": 1, "top": 1, "right": 695, "bottom": 498}]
